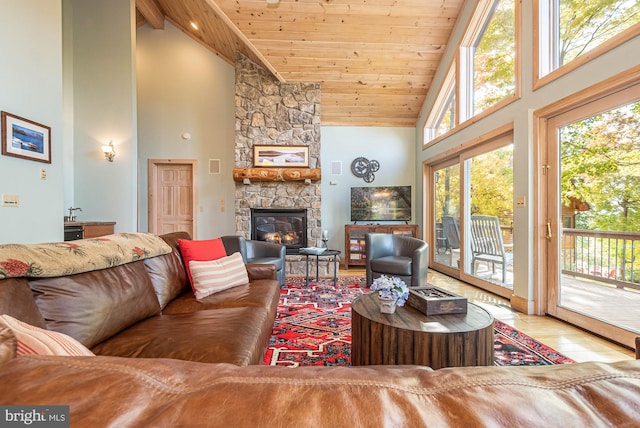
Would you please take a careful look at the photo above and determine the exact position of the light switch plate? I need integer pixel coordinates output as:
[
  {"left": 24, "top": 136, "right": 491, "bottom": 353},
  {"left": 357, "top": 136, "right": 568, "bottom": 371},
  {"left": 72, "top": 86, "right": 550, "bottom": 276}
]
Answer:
[{"left": 1, "top": 194, "right": 19, "bottom": 207}]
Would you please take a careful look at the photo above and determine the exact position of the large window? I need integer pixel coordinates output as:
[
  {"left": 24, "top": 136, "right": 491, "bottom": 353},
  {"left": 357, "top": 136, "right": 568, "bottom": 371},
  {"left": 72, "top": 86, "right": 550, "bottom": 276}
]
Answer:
[
  {"left": 536, "top": 0, "right": 640, "bottom": 85},
  {"left": 469, "top": 0, "right": 516, "bottom": 116},
  {"left": 424, "top": 0, "right": 519, "bottom": 147},
  {"left": 424, "top": 64, "right": 456, "bottom": 144}
]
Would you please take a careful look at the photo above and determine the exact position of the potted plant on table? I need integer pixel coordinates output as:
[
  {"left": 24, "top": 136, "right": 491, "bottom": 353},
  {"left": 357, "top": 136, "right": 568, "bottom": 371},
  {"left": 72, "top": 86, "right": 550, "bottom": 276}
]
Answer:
[{"left": 370, "top": 275, "right": 409, "bottom": 314}]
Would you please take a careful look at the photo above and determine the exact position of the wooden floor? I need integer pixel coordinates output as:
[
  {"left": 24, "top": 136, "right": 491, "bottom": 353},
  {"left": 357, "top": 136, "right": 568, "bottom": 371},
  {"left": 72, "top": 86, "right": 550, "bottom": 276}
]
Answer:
[
  {"left": 339, "top": 268, "right": 636, "bottom": 363},
  {"left": 436, "top": 250, "right": 640, "bottom": 333}
]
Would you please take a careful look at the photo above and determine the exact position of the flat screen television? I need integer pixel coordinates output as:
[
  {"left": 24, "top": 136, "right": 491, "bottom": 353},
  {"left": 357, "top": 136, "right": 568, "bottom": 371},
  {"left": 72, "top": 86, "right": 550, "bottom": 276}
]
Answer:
[{"left": 350, "top": 186, "right": 411, "bottom": 222}]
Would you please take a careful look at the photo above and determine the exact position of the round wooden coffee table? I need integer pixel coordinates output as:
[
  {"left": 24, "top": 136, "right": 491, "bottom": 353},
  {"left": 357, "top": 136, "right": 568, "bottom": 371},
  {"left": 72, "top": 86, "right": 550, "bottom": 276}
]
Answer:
[{"left": 351, "top": 292, "right": 494, "bottom": 369}]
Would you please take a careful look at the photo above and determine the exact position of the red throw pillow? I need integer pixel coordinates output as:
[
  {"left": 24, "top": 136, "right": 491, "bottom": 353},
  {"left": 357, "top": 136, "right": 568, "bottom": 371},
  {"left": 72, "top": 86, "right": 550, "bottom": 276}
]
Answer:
[{"left": 177, "top": 238, "right": 227, "bottom": 291}]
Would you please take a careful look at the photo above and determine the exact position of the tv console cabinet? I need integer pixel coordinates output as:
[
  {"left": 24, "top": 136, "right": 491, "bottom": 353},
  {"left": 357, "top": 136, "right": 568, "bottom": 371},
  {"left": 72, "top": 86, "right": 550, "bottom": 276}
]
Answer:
[{"left": 344, "top": 224, "right": 419, "bottom": 268}]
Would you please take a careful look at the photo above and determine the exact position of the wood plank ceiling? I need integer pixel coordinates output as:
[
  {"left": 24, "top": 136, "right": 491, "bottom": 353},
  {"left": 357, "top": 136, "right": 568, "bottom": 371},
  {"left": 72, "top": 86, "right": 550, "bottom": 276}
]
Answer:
[{"left": 136, "top": 0, "right": 464, "bottom": 127}]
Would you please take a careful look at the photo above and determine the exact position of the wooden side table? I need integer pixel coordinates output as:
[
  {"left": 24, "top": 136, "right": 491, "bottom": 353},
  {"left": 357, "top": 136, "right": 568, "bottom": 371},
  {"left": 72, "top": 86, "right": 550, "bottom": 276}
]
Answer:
[{"left": 351, "top": 292, "right": 494, "bottom": 369}]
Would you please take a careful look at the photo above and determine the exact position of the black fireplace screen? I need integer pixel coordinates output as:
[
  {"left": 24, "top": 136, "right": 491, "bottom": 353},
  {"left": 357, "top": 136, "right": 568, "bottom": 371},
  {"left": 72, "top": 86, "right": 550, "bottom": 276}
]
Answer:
[{"left": 250, "top": 208, "right": 307, "bottom": 254}]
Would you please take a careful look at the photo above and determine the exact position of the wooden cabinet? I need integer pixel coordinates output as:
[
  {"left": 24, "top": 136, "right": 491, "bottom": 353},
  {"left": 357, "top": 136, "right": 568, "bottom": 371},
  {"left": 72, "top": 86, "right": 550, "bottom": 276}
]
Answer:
[
  {"left": 64, "top": 222, "right": 115, "bottom": 241},
  {"left": 344, "top": 224, "right": 419, "bottom": 267},
  {"left": 83, "top": 224, "right": 115, "bottom": 239}
]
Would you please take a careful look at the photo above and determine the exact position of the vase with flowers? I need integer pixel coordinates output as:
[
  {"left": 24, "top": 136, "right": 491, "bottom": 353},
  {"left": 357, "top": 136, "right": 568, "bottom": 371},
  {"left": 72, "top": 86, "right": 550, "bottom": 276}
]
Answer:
[{"left": 369, "top": 275, "right": 409, "bottom": 314}]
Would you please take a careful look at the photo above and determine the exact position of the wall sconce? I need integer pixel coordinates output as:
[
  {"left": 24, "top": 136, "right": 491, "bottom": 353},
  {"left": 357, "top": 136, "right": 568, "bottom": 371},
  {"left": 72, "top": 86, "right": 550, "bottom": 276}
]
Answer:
[{"left": 101, "top": 141, "right": 116, "bottom": 162}]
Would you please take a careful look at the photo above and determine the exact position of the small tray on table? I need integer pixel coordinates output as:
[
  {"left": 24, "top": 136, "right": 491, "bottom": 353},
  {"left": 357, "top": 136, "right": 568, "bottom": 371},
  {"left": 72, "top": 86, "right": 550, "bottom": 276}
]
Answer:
[
  {"left": 299, "top": 247, "right": 326, "bottom": 255},
  {"left": 406, "top": 286, "right": 468, "bottom": 315}
]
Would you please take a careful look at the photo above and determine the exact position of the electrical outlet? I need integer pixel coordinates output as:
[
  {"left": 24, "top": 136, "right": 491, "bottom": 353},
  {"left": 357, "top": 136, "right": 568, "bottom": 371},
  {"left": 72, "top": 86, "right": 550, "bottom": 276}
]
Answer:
[
  {"left": 1, "top": 194, "right": 19, "bottom": 207},
  {"left": 516, "top": 196, "right": 526, "bottom": 208}
]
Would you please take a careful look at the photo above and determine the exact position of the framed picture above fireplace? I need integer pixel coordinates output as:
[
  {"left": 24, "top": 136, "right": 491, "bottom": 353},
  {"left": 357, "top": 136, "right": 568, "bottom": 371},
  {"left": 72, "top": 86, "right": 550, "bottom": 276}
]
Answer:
[{"left": 253, "top": 145, "right": 309, "bottom": 168}]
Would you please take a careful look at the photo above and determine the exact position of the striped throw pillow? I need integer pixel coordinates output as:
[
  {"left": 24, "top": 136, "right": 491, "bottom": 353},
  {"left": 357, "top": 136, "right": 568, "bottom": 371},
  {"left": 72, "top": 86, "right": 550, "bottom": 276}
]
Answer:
[
  {"left": 0, "top": 314, "right": 94, "bottom": 357},
  {"left": 189, "top": 252, "right": 249, "bottom": 300}
]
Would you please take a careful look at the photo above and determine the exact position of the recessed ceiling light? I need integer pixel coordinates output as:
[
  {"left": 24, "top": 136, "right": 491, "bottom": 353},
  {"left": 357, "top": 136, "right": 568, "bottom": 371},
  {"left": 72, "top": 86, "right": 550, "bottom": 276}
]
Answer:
[{"left": 190, "top": 22, "right": 199, "bottom": 30}]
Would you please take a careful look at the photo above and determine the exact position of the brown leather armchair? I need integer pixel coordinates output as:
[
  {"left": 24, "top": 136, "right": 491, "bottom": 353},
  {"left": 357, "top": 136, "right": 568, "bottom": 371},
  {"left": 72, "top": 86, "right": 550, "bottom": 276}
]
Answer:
[
  {"left": 221, "top": 235, "right": 286, "bottom": 286},
  {"left": 365, "top": 233, "right": 429, "bottom": 287}
]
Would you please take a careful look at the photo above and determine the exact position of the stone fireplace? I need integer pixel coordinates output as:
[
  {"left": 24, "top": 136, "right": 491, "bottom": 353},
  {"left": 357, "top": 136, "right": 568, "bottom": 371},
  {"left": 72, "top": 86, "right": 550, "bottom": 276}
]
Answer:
[
  {"left": 251, "top": 208, "right": 308, "bottom": 255},
  {"left": 234, "top": 54, "right": 327, "bottom": 276}
]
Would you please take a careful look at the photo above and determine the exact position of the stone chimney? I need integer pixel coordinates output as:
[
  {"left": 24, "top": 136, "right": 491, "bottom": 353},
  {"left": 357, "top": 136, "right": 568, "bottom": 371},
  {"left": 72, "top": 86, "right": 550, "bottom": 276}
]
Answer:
[{"left": 234, "top": 54, "right": 324, "bottom": 275}]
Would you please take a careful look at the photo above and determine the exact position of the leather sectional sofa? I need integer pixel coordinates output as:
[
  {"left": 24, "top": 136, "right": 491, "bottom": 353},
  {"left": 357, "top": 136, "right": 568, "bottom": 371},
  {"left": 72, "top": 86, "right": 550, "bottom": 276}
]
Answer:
[
  {"left": 1, "top": 232, "right": 640, "bottom": 426},
  {"left": 0, "top": 231, "right": 281, "bottom": 365}
]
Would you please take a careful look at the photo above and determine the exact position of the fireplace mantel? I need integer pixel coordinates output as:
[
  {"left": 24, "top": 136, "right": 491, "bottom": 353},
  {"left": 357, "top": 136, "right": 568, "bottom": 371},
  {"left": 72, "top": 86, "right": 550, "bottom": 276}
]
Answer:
[{"left": 233, "top": 168, "right": 321, "bottom": 182}]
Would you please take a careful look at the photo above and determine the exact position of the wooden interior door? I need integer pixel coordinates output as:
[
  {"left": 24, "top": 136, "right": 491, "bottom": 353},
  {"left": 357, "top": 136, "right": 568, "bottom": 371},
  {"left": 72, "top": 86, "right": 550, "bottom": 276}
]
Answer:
[{"left": 148, "top": 159, "right": 197, "bottom": 237}]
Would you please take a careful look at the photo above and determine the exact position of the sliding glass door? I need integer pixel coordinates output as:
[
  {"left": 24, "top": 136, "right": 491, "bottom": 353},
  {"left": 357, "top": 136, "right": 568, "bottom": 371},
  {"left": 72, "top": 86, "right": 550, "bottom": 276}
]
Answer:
[
  {"left": 545, "top": 89, "right": 640, "bottom": 348},
  {"left": 433, "top": 160, "right": 461, "bottom": 270},
  {"left": 462, "top": 143, "right": 514, "bottom": 294},
  {"left": 428, "top": 131, "right": 515, "bottom": 298}
]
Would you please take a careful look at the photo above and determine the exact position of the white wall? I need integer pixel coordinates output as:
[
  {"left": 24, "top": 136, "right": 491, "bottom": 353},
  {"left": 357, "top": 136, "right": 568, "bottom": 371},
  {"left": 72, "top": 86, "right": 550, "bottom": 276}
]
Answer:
[
  {"left": 136, "top": 22, "right": 237, "bottom": 239},
  {"left": 416, "top": 1, "right": 640, "bottom": 303},
  {"left": 68, "top": 0, "right": 138, "bottom": 232},
  {"left": 0, "top": 1, "right": 64, "bottom": 243},
  {"left": 321, "top": 126, "right": 417, "bottom": 255}
]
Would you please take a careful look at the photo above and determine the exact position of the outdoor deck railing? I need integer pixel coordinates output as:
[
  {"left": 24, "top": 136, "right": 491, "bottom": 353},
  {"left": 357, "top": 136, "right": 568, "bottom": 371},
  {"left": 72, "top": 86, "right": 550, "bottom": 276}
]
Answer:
[{"left": 561, "top": 228, "right": 640, "bottom": 291}]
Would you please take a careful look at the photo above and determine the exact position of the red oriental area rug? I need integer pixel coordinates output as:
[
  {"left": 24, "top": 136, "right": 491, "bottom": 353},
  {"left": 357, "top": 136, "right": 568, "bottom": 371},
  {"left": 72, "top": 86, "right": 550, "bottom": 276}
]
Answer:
[{"left": 263, "top": 277, "right": 575, "bottom": 367}]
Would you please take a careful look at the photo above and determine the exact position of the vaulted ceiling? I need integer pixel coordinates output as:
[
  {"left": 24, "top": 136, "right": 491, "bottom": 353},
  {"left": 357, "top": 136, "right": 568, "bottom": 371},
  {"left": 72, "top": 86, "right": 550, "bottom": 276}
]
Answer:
[{"left": 136, "top": 0, "right": 464, "bottom": 127}]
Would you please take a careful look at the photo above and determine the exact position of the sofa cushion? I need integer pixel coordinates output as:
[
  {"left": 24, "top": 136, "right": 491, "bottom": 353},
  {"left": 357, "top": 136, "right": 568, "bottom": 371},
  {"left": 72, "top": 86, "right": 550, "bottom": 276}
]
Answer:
[
  {"left": 144, "top": 252, "right": 188, "bottom": 310},
  {"left": 177, "top": 238, "right": 226, "bottom": 288},
  {"left": 163, "top": 278, "right": 280, "bottom": 315},
  {"left": 370, "top": 256, "right": 412, "bottom": 276},
  {"left": 189, "top": 253, "right": 249, "bottom": 299},
  {"left": 90, "top": 308, "right": 273, "bottom": 365},
  {"left": 29, "top": 261, "right": 161, "bottom": 348},
  {"left": 0, "top": 315, "right": 94, "bottom": 357},
  {"left": 0, "top": 277, "right": 46, "bottom": 328}
]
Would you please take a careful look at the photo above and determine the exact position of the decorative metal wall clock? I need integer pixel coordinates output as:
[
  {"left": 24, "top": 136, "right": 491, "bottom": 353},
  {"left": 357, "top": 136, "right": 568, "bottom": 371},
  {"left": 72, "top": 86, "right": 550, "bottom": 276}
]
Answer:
[{"left": 350, "top": 157, "right": 380, "bottom": 183}]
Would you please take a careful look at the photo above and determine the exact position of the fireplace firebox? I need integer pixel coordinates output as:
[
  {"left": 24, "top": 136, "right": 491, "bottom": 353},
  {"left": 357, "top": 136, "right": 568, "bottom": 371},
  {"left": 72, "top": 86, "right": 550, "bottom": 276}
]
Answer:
[{"left": 251, "top": 208, "right": 307, "bottom": 255}]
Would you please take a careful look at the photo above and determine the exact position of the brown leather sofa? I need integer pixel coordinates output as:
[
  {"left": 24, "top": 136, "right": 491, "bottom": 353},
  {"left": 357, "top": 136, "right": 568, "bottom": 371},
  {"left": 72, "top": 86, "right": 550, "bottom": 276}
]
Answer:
[
  {"left": 1, "top": 233, "right": 640, "bottom": 426},
  {"left": 0, "top": 356, "right": 638, "bottom": 426},
  {"left": 0, "top": 231, "right": 281, "bottom": 366}
]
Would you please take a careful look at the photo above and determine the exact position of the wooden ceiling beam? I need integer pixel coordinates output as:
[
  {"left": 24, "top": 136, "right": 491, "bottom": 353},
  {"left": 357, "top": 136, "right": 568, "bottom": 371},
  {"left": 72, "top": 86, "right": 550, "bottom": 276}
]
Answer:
[
  {"left": 136, "top": 0, "right": 165, "bottom": 29},
  {"left": 203, "top": 0, "right": 286, "bottom": 83}
]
